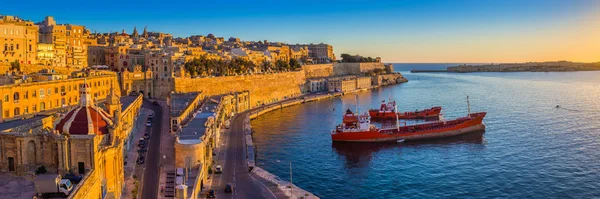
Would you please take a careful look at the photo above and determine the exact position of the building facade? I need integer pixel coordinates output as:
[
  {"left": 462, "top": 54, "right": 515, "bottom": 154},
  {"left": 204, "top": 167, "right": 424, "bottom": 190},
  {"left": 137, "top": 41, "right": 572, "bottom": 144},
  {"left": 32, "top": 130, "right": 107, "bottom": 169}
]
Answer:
[
  {"left": 0, "top": 79, "right": 143, "bottom": 199},
  {"left": 0, "top": 15, "right": 39, "bottom": 65},
  {"left": 0, "top": 73, "right": 118, "bottom": 121}
]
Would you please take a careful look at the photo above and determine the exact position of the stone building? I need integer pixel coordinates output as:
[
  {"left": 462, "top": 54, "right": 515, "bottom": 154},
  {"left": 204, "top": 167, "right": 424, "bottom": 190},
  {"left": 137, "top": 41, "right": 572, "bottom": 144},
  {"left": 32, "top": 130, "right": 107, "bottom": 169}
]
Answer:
[
  {"left": 169, "top": 91, "right": 249, "bottom": 198},
  {"left": 0, "top": 73, "right": 118, "bottom": 121},
  {"left": 119, "top": 64, "right": 153, "bottom": 98},
  {"left": 88, "top": 45, "right": 107, "bottom": 66},
  {"left": 0, "top": 79, "right": 143, "bottom": 199},
  {"left": 328, "top": 76, "right": 357, "bottom": 92},
  {"left": 356, "top": 76, "right": 372, "bottom": 89},
  {"left": 290, "top": 43, "right": 335, "bottom": 64},
  {"left": 0, "top": 15, "right": 39, "bottom": 65},
  {"left": 38, "top": 16, "right": 91, "bottom": 68},
  {"left": 308, "top": 78, "right": 328, "bottom": 93},
  {"left": 65, "top": 24, "right": 88, "bottom": 68},
  {"left": 37, "top": 43, "right": 54, "bottom": 66}
]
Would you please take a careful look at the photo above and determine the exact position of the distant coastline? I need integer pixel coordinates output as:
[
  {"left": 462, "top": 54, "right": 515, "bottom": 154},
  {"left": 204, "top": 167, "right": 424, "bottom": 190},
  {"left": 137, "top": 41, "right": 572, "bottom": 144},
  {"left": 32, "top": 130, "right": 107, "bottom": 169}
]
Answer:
[{"left": 411, "top": 61, "right": 600, "bottom": 73}]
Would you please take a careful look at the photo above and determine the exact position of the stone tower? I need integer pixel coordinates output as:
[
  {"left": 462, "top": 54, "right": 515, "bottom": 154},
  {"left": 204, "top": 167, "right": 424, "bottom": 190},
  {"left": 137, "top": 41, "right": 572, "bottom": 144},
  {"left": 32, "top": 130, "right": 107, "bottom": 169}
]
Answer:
[
  {"left": 142, "top": 26, "right": 148, "bottom": 38},
  {"left": 105, "top": 83, "right": 122, "bottom": 126},
  {"left": 132, "top": 26, "right": 139, "bottom": 38}
]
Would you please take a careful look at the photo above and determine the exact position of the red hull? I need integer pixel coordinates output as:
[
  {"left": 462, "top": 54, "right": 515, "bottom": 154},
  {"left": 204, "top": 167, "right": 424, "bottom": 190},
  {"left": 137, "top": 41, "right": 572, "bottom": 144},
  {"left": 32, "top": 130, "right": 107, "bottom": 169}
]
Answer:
[
  {"left": 332, "top": 112, "right": 486, "bottom": 142},
  {"left": 369, "top": 106, "right": 442, "bottom": 120}
]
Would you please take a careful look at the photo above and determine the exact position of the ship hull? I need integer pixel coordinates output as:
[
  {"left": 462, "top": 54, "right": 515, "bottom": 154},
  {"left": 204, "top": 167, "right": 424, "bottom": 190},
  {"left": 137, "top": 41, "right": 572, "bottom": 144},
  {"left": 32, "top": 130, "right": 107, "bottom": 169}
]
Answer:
[{"left": 332, "top": 113, "right": 486, "bottom": 142}]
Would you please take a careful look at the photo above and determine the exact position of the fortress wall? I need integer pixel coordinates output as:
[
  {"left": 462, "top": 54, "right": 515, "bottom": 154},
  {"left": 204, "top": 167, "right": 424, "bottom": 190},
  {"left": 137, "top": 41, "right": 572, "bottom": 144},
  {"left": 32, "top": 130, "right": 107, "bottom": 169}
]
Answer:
[
  {"left": 173, "top": 71, "right": 306, "bottom": 107},
  {"left": 302, "top": 64, "right": 334, "bottom": 78},
  {"left": 333, "top": 63, "right": 385, "bottom": 76}
]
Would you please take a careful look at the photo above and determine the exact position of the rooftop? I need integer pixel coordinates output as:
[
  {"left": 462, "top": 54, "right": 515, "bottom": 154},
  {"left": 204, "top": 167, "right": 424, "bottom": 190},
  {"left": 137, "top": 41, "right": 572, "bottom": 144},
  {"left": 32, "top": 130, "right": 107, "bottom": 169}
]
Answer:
[
  {"left": 0, "top": 115, "right": 48, "bottom": 132},
  {"left": 170, "top": 92, "right": 201, "bottom": 117},
  {"left": 179, "top": 97, "right": 220, "bottom": 141},
  {"left": 120, "top": 95, "right": 140, "bottom": 111}
]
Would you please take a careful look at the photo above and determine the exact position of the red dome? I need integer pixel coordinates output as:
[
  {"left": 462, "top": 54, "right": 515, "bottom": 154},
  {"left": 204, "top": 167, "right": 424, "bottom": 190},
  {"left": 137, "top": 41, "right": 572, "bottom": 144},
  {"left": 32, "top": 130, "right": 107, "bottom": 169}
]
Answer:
[{"left": 56, "top": 106, "right": 112, "bottom": 135}]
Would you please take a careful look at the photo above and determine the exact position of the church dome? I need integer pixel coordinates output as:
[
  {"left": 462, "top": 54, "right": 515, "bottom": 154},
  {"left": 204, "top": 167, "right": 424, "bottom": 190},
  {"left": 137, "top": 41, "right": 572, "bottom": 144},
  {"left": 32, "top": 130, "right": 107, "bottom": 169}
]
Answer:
[{"left": 55, "top": 79, "right": 113, "bottom": 135}]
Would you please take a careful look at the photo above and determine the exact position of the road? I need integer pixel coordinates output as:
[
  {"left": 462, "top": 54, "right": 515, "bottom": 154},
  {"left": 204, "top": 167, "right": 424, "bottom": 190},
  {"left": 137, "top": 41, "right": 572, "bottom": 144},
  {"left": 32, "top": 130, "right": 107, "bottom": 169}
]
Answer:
[
  {"left": 215, "top": 108, "right": 278, "bottom": 199},
  {"left": 140, "top": 100, "right": 163, "bottom": 199}
]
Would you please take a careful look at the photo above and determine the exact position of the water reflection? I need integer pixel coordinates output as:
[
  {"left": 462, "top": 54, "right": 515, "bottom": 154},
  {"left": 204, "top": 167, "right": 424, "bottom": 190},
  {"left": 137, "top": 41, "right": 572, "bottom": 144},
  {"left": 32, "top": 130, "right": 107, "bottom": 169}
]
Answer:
[{"left": 332, "top": 131, "right": 486, "bottom": 168}]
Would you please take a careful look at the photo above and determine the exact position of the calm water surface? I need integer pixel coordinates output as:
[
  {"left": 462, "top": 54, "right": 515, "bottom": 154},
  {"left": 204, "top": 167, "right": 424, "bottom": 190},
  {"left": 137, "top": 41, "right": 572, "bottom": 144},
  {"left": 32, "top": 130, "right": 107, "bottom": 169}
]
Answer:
[{"left": 251, "top": 64, "right": 600, "bottom": 199}]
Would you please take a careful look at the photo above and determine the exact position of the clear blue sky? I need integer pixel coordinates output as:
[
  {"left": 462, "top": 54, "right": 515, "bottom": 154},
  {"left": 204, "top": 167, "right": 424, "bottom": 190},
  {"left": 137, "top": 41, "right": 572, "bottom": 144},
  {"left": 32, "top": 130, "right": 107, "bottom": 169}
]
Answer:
[{"left": 2, "top": 0, "right": 598, "bottom": 63}]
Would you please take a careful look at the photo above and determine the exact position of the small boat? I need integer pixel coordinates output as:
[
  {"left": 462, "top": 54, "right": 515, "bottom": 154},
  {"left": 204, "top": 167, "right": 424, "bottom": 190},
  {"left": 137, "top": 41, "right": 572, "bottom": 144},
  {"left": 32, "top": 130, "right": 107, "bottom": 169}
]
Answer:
[{"left": 368, "top": 100, "right": 441, "bottom": 120}]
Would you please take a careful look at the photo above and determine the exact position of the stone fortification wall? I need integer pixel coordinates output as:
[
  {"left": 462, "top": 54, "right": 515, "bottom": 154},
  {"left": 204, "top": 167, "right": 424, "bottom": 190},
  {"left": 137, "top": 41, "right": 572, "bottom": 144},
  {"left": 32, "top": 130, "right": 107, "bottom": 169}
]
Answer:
[
  {"left": 0, "top": 63, "right": 81, "bottom": 75},
  {"left": 303, "top": 62, "right": 386, "bottom": 78},
  {"left": 173, "top": 71, "right": 306, "bottom": 107},
  {"left": 302, "top": 64, "right": 334, "bottom": 78},
  {"left": 333, "top": 63, "right": 385, "bottom": 76}
]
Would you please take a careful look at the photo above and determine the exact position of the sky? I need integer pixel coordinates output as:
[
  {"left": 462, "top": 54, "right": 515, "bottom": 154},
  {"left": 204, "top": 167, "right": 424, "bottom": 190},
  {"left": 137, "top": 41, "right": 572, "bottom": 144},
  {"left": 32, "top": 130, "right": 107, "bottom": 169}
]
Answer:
[{"left": 1, "top": 0, "right": 599, "bottom": 63}]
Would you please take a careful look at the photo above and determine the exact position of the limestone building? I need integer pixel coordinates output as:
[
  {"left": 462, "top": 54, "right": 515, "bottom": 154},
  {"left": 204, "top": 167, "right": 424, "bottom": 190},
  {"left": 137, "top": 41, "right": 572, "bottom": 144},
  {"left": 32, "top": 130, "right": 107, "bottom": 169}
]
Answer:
[
  {"left": 38, "top": 16, "right": 91, "bottom": 68},
  {"left": 0, "top": 79, "right": 143, "bottom": 199},
  {"left": 0, "top": 73, "right": 118, "bottom": 121},
  {"left": 0, "top": 15, "right": 39, "bottom": 65}
]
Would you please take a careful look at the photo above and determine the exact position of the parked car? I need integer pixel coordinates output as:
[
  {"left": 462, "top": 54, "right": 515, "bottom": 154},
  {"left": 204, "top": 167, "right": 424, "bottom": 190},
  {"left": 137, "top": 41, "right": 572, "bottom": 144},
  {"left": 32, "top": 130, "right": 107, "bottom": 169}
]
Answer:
[
  {"left": 63, "top": 173, "right": 82, "bottom": 184},
  {"left": 146, "top": 121, "right": 152, "bottom": 127},
  {"left": 224, "top": 183, "right": 233, "bottom": 193},
  {"left": 148, "top": 113, "right": 154, "bottom": 119},
  {"left": 206, "top": 189, "right": 216, "bottom": 198},
  {"left": 136, "top": 156, "right": 145, "bottom": 164},
  {"left": 144, "top": 133, "right": 150, "bottom": 139},
  {"left": 215, "top": 165, "right": 222, "bottom": 174}
]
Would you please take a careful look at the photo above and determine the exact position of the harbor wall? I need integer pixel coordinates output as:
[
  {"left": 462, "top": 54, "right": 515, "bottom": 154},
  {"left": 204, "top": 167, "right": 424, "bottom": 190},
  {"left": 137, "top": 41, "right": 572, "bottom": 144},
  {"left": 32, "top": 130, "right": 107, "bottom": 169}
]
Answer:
[{"left": 303, "top": 63, "right": 387, "bottom": 78}]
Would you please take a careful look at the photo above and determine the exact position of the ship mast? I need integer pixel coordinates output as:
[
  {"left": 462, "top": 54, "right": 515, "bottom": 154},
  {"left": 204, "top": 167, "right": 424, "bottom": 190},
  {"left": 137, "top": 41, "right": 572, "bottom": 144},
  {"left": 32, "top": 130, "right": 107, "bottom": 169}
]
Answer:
[
  {"left": 395, "top": 104, "right": 400, "bottom": 130},
  {"left": 467, "top": 95, "right": 471, "bottom": 116}
]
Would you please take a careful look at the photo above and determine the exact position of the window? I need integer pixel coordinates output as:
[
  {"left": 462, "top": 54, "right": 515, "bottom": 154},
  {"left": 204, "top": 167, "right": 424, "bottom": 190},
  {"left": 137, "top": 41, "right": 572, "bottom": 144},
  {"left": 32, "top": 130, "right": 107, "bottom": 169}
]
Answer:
[
  {"left": 4, "top": 110, "right": 8, "bottom": 118},
  {"left": 24, "top": 91, "right": 28, "bottom": 99},
  {"left": 16, "top": 44, "right": 19, "bottom": 50},
  {"left": 32, "top": 105, "right": 37, "bottom": 112},
  {"left": 32, "top": 90, "right": 37, "bottom": 97},
  {"left": 40, "top": 102, "right": 45, "bottom": 111},
  {"left": 55, "top": 87, "right": 59, "bottom": 94},
  {"left": 29, "top": 44, "right": 31, "bottom": 51},
  {"left": 3, "top": 94, "right": 8, "bottom": 102},
  {"left": 39, "top": 89, "right": 45, "bottom": 98},
  {"left": 13, "top": 92, "right": 19, "bottom": 103},
  {"left": 23, "top": 107, "right": 28, "bottom": 114},
  {"left": 47, "top": 89, "right": 51, "bottom": 96},
  {"left": 13, "top": 108, "right": 20, "bottom": 116}
]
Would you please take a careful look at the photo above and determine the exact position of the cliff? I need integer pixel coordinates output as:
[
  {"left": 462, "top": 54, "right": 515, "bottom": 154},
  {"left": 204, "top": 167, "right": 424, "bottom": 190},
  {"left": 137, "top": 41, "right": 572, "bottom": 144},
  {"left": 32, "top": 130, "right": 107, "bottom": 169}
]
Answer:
[{"left": 447, "top": 61, "right": 600, "bottom": 72}]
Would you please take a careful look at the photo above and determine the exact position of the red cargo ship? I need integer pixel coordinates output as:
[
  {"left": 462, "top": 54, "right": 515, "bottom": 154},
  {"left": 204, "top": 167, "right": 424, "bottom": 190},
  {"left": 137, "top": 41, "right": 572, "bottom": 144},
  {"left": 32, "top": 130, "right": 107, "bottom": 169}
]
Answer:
[
  {"left": 331, "top": 109, "right": 486, "bottom": 142},
  {"left": 369, "top": 100, "right": 442, "bottom": 120}
]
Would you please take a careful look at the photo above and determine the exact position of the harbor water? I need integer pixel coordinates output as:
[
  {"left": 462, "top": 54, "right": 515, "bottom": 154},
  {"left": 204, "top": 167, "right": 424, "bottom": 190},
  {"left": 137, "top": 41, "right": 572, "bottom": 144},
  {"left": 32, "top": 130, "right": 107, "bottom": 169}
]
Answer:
[{"left": 251, "top": 64, "right": 600, "bottom": 199}]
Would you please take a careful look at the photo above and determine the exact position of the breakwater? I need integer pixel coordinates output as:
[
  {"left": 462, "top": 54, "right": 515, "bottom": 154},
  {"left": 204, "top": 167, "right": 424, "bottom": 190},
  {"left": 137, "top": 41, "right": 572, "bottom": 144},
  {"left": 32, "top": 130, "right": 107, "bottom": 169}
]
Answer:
[{"left": 411, "top": 61, "right": 600, "bottom": 73}]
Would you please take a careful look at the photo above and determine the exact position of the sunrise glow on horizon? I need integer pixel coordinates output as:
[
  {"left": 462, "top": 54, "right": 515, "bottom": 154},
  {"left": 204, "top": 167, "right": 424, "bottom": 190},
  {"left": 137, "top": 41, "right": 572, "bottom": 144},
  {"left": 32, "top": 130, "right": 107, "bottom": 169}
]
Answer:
[{"left": 1, "top": 0, "right": 598, "bottom": 63}]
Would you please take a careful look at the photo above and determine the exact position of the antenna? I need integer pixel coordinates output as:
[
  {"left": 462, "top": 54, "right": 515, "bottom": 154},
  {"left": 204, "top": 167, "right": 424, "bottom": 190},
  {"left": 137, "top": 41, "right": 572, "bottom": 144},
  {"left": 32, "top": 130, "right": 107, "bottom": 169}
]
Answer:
[
  {"left": 467, "top": 95, "right": 471, "bottom": 117},
  {"left": 355, "top": 94, "right": 358, "bottom": 114},
  {"left": 395, "top": 104, "right": 400, "bottom": 130}
]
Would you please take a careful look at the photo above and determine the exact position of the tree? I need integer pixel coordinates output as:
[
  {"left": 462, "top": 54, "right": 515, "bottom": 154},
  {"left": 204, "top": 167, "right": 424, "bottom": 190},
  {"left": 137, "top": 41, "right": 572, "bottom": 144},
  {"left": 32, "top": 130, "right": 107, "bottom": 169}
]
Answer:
[
  {"left": 10, "top": 61, "right": 20, "bottom": 72},
  {"left": 289, "top": 58, "right": 301, "bottom": 70},
  {"left": 275, "top": 60, "right": 289, "bottom": 71}
]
